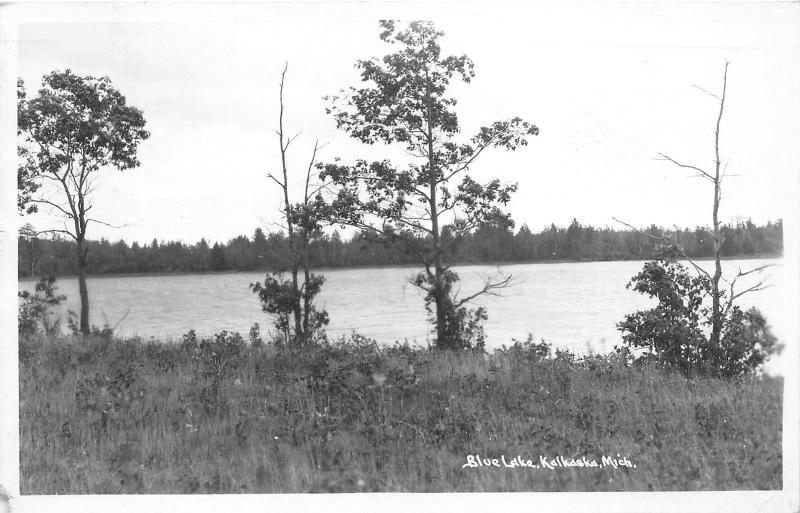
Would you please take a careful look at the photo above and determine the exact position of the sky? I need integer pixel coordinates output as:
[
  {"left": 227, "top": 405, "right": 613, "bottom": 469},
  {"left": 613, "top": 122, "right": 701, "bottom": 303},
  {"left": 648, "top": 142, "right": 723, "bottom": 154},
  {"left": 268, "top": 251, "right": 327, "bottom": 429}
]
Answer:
[{"left": 8, "top": 1, "right": 800, "bottom": 245}]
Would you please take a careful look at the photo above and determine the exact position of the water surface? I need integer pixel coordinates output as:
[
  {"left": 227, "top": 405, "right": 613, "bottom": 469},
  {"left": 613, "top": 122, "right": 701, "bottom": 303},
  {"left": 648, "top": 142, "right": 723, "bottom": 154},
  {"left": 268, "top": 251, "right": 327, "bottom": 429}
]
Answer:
[{"left": 19, "top": 258, "right": 790, "bottom": 372}]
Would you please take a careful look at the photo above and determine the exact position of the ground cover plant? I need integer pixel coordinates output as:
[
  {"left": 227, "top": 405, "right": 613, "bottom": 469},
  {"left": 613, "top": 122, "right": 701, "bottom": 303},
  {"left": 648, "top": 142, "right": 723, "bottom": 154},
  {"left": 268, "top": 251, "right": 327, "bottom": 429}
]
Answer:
[{"left": 19, "top": 331, "right": 782, "bottom": 493}]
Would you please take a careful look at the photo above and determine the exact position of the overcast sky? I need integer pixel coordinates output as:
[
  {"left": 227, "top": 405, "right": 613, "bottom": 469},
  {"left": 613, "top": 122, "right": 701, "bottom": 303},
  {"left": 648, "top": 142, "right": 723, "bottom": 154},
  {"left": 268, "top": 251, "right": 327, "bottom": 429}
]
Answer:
[{"left": 11, "top": 2, "right": 800, "bottom": 244}]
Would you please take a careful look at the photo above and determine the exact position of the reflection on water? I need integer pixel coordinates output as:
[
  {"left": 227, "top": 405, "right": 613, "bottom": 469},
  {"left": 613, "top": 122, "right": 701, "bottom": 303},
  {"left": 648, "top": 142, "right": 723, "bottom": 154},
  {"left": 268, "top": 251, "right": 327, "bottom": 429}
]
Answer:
[{"left": 19, "top": 258, "right": 790, "bottom": 373}]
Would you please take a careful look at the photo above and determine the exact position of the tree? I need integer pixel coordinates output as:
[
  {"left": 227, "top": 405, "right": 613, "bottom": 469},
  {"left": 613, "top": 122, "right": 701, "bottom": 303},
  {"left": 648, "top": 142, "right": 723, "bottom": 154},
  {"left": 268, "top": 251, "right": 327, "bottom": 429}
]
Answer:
[
  {"left": 617, "top": 62, "right": 779, "bottom": 376},
  {"left": 513, "top": 224, "right": 536, "bottom": 261},
  {"left": 17, "top": 70, "right": 150, "bottom": 335},
  {"left": 18, "top": 223, "right": 43, "bottom": 278},
  {"left": 251, "top": 64, "right": 329, "bottom": 345},
  {"left": 17, "top": 80, "right": 40, "bottom": 215},
  {"left": 209, "top": 242, "right": 227, "bottom": 271},
  {"left": 654, "top": 62, "right": 773, "bottom": 349},
  {"left": 319, "top": 21, "right": 538, "bottom": 350},
  {"left": 618, "top": 247, "right": 779, "bottom": 377}
]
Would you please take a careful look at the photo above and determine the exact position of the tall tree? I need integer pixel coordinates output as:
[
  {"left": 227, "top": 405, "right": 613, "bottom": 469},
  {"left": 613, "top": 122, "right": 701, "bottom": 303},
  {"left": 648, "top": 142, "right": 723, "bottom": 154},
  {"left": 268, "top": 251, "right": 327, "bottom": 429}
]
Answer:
[
  {"left": 655, "top": 62, "right": 771, "bottom": 348},
  {"left": 616, "top": 62, "right": 779, "bottom": 376},
  {"left": 18, "top": 223, "right": 41, "bottom": 277},
  {"left": 17, "top": 70, "right": 150, "bottom": 335},
  {"left": 319, "top": 21, "right": 538, "bottom": 349},
  {"left": 251, "top": 64, "right": 329, "bottom": 345}
]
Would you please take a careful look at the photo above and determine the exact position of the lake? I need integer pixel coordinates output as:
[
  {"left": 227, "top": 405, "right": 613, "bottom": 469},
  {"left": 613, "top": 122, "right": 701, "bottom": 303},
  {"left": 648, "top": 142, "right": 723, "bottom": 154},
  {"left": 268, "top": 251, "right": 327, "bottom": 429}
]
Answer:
[{"left": 18, "top": 258, "right": 791, "bottom": 373}]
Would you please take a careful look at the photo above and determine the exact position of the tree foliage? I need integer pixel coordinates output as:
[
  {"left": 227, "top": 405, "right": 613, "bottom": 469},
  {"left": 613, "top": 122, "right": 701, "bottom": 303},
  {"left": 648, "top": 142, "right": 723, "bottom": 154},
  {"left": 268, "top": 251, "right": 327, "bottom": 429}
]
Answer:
[
  {"left": 618, "top": 248, "right": 780, "bottom": 377},
  {"left": 250, "top": 65, "right": 329, "bottom": 345},
  {"left": 17, "top": 70, "right": 150, "bottom": 335},
  {"left": 18, "top": 276, "right": 66, "bottom": 336},
  {"left": 17, "top": 79, "right": 40, "bottom": 214},
  {"left": 17, "top": 220, "right": 781, "bottom": 278},
  {"left": 319, "top": 21, "right": 538, "bottom": 349}
]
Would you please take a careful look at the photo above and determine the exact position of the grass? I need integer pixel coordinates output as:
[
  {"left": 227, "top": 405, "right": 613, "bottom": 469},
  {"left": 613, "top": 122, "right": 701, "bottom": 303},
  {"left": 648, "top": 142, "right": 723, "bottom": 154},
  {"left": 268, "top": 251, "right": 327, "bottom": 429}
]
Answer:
[{"left": 18, "top": 331, "right": 782, "bottom": 493}]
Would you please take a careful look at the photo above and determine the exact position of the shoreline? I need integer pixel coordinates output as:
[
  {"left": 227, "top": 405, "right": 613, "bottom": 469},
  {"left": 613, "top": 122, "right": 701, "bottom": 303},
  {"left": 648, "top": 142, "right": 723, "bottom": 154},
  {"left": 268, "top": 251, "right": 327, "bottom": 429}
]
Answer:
[{"left": 17, "top": 253, "right": 784, "bottom": 281}]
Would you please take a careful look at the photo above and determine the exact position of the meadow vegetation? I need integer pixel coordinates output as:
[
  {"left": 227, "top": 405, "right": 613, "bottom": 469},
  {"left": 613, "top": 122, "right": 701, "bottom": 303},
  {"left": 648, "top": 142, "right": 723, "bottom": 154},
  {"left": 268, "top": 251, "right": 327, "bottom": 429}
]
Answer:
[{"left": 19, "top": 330, "right": 782, "bottom": 493}]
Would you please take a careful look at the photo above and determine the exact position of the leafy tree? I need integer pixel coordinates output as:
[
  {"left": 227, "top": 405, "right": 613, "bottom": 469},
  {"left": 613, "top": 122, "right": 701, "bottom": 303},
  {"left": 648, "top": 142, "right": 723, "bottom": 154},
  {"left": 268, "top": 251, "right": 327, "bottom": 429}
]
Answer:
[
  {"left": 319, "top": 21, "right": 538, "bottom": 349},
  {"left": 564, "top": 218, "right": 583, "bottom": 260},
  {"left": 18, "top": 223, "right": 41, "bottom": 277},
  {"left": 17, "top": 70, "right": 150, "bottom": 335},
  {"left": 209, "top": 242, "right": 227, "bottom": 271},
  {"left": 513, "top": 224, "right": 537, "bottom": 261}
]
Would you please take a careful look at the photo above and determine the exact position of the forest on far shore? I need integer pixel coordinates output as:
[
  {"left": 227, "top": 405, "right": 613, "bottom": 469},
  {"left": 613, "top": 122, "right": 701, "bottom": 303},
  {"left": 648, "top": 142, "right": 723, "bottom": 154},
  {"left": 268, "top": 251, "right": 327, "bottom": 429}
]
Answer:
[{"left": 18, "top": 218, "right": 783, "bottom": 278}]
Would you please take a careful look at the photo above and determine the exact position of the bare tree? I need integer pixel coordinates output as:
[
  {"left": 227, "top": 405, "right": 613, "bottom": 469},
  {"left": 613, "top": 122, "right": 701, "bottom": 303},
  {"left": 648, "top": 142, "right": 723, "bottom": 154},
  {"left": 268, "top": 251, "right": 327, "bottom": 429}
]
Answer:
[
  {"left": 252, "top": 64, "right": 329, "bottom": 345},
  {"left": 657, "top": 61, "right": 772, "bottom": 345},
  {"left": 617, "top": 61, "right": 772, "bottom": 347}
]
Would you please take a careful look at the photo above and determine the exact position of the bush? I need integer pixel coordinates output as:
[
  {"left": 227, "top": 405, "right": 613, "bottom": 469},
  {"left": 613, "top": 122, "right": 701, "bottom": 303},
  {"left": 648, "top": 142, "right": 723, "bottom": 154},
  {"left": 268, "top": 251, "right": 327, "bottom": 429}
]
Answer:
[
  {"left": 18, "top": 276, "right": 66, "bottom": 335},
  {"left": 75, "top": 364, "right": 138, "bottom": 431},
  {"left": 496, "top": 334, "right": 551, "bottom": 363},
  {"left": 249, "top": 322, "right": 264, "bottom": 348},
  {"left": 197, "top": 331, "right": 246, "bottom": 383},
  {"left": 618, "top": 251, "right": 780, "bottom": 377},
  {"left": 250, "top": 272, "right": 329, "bottom": 346}
]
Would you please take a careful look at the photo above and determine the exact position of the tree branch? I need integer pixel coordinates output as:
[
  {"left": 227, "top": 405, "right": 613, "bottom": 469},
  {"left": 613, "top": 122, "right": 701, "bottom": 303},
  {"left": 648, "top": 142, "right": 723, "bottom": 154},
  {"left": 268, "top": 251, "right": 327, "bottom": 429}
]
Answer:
[
  {"left": 691, "top": 83, "right": 723, "bottom": 102},
  {"left": 454, "top": 273, "right": 513, "bottom": 308},
  {"left": 723, "top": 263, "right": 775, "bottom": 314},
  {"left": 31, "top": 198, "right": 74, "bottom": 219},
  {"left": 612, "top": 216, "right": 713, "bottom": 282},
  {"left": 657, "top": 154, "right": 715, "bottom": 182},
  {"left": 35, "top": 228, "right": 77, "bottom": 241},
  {"left": 86, "top": 218, "right": 126, "bottom": 229}
]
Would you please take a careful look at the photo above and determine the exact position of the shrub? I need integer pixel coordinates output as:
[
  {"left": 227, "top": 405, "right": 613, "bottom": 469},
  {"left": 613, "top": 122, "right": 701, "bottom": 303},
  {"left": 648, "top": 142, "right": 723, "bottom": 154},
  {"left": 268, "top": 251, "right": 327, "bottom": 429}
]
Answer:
[
  {"left": 198, "top": 331, "right": 244, "bottom": 377},
  {"left": 67, "top": 316, "right": 115, "bottom": 340},
  {"left": 18, "top": 276, "right": 66, "bottom": 335},
  {"left": 180, "top": 329, "right": 199, "bottom": 353},
  {"left": 249, "top": 322, "right": 264, "bottom": 348},
  {"left": 75, "top": 364, "right": 138, "bottom": 431},
  {"left": 618, "top": 251, "right": 780, "bottom": 377},
  {"left": 250, "top": 272, "right": 329, "bottom": 346},
  {"left": 497, "top": 334, "right": 551, "bottom": 363}
]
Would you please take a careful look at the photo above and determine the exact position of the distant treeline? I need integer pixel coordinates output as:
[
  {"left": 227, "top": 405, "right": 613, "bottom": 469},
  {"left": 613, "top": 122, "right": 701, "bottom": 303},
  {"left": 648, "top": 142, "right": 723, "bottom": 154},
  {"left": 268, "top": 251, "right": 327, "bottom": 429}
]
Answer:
[{"left": 17, "top": 218, "right": 783, "bottom": 278}]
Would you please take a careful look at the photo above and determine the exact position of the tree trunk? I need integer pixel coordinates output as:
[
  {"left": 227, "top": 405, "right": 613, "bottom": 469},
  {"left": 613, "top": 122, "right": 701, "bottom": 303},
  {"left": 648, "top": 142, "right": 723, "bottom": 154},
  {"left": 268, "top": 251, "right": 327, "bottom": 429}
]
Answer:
[
  {"left": 432, "top": 193, "right": 445, "bottom": 347},
  {"left": 77, "top": 239, "right": 90, "bottom": 336},
  {"left": 709, "top": 62, "right": 728, "bottom": 348},
  {"left": 277, "top": 64, "right": 303, "bottom": 345},
  {"left": 422, "top": 53, "right": 448, "bottom": 348},
  {"left": 301, "top": 232, "right": 311, "bottom": 340},
  {"left": 290, "top": 261, "right": 302, "bottom": 343},
  {"left": 710, "top": 182, "right": 722, "bottom": 347}
]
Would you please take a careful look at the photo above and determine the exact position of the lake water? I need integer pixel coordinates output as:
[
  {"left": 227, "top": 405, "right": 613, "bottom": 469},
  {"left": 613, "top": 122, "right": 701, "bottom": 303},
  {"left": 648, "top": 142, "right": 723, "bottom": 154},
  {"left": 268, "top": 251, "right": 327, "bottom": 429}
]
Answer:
[{"left": 19, "top": 258, "right": 792, "bottom": 373}]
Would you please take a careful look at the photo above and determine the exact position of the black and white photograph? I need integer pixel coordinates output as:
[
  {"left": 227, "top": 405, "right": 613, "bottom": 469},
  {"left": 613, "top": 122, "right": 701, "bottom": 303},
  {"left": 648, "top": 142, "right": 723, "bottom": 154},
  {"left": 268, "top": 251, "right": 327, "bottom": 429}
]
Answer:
[{"left": 0, "top": 1, "right": 798, "bottom": 511}]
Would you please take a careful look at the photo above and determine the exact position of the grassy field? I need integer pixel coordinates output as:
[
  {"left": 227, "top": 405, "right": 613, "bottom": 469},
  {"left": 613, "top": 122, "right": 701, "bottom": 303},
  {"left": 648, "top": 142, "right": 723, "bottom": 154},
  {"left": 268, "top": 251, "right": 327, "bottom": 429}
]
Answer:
[{"left": 18, "top": 331, "right": 783, "bottom": 493}]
